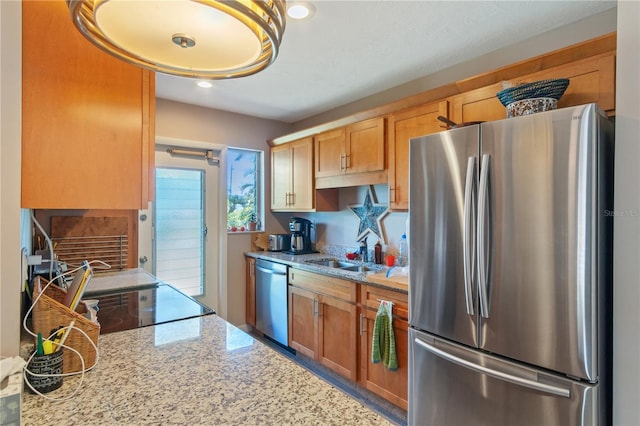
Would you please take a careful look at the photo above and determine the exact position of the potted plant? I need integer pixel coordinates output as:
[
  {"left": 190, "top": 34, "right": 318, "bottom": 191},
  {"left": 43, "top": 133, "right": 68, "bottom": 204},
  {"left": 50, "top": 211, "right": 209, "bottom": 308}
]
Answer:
[{"left": 247, "top": 213, "right": 257, "bottom": 231}]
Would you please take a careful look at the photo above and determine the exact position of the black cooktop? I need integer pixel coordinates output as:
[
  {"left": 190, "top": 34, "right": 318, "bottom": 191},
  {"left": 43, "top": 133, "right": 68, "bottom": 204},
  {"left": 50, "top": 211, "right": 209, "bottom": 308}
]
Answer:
[{"left": 86, "top": 283, "right": 214, "bottom": 334}]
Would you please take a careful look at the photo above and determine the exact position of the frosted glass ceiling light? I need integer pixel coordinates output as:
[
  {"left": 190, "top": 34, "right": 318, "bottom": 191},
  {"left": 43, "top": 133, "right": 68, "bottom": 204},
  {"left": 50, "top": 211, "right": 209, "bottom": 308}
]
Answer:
[{"left": 67, "top": 0, "right": 287, "bottom": 79}]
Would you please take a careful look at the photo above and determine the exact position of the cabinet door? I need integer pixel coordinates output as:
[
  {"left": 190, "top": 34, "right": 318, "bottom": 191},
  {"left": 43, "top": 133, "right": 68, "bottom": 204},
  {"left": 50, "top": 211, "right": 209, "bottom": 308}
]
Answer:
[
  {"left": 345, "top": 117, "right": 385, "bottom": 175},
  {"left": 360, "top": 309, "right": 409, "bottom": 410},
  {"left": 318, "top": 295, "right": 358, "bottom": 380},
  {"left": 388, "top": 101, "right": 448, "bottom": 210},
  {"left": 314, "top": 128, "right": 345, "bottom": 178},
  {"left": 271, "top": 144, "right": 292, "bottom": 210},
  {"left": 451, "top": 51, "right": 617, "bottom": 124},
  {"left": 450, "top": 83, "right": 506, "bottom": 124},
  {"left": 245, "top": 257, "right": 256, "bottom": 328},
  {"left": 22, "top": 0, "right": 154, "bottom": 209},
  {"left": 527, "top": 52, "right": 615, "bottom": 112},
  {"left": 288, "top": 285, "right": 318, "bottom": 359},
  {"left": 290, "top": 137, "right": 315, "bottom": 210}
]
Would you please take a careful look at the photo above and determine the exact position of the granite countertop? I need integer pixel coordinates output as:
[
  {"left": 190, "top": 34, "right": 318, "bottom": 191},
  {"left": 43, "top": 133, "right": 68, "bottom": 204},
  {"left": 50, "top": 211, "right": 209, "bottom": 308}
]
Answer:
[
  {"left": 22, "top": 314, "right": 393, "bottom": 425},
  {"left": 245, "top": 251, "right": 408, "bottom": 293}
]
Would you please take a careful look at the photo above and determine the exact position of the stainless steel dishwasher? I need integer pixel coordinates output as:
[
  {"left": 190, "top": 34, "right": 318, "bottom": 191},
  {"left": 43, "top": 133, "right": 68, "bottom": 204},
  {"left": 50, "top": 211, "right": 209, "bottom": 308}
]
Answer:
[{"left": 255, "top": 259, "right": 288, "bottom": 347}]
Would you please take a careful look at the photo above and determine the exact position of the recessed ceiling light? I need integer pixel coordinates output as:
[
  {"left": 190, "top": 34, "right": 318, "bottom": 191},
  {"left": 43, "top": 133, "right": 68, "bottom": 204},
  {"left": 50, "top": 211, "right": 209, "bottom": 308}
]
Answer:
[
  {"left": 197, "top": 81, "right": 213, "bottom": 88},
  {"left": 287, "top": 2, "right": 315, "bottom": 20}
]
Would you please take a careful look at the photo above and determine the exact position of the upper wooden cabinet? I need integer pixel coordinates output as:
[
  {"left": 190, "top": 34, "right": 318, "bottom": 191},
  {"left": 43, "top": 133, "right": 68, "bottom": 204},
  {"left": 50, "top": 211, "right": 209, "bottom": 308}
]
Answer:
[
  {"left": 450, "top": 52, "right": 616, "bottom": 124},
  {"left": 271, "top": 137, "right": 314, "bottom": 210},
  {"left": 21, "top": 1, "right": 155, "bottom": 209},
  {"left": 271, "top": 137, "right": 338, "bottom": 212},
  {"left": 387, "top": 101, "right": 448, "bottom": 210},
  {"left": 315, "top": 117, "right": 386, "bottom": 189}
]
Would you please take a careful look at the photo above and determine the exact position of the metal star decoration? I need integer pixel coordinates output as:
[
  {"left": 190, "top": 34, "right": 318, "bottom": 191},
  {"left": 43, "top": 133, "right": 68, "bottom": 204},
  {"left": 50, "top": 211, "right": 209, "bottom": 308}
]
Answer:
[{"left": 349, "top": 186, "right": 388, "bottom": 243}]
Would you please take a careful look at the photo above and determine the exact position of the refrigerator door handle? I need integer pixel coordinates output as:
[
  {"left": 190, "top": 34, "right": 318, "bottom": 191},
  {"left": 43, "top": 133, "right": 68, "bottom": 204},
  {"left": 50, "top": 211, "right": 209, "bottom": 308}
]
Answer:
[
  {"left": 414, "top": 337, "right": 571, "bottom": 398},
  {"left": 478, "top": 154, "right": 491, "bottom": 318},
  {"left": 463, "top": 156, "right": 476, "bottom": 316}
]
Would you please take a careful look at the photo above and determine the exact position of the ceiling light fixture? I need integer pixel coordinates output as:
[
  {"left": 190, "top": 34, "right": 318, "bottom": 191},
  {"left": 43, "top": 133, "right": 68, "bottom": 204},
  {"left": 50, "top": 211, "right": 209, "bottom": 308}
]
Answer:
[
  {"left": 67, "top": 0, "right": 287, "bottom": 79},
  {"left": 287, "top": 2, "right": 315, "bottom": 20}
]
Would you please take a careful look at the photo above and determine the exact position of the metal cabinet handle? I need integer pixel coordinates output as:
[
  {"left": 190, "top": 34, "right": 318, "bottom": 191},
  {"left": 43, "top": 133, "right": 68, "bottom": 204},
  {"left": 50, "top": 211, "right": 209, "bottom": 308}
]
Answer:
[
  {"left": 345, "top": 153, "right": 351, "bottom": 169},
  {"left": 463, "top": 156, "right": 476, "bottom": 316},
  {"left": 255, "top": 265, "right": 287, "bottom": 276},
  {"left": 359, "top": 313, "right": 364, "bottom": 336},
  {"left": 414, "top": 338, "right": 571, "bottom": 398},
  {"left": 478, "top": 154, "right": 491, "bottom": 318}
]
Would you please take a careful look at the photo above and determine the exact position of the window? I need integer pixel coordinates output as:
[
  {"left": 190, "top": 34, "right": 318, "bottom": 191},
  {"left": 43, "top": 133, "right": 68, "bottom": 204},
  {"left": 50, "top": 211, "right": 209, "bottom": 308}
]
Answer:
[{"left": 227, "top": 148, "right": 263, "bottom": 232}]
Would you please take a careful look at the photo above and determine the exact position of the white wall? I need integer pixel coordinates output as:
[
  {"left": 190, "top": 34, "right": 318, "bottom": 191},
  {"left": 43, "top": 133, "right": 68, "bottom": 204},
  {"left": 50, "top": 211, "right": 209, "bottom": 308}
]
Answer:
[
  {"left": 275, "top": 185, "right": 408, "bottom": 256},
  {"left": 613, "top": 2, "right": 640, "bottom": 424},
  {"left": 155, "top": 99, "right": 291, "bottom": 325},
  {"left": 0, "top": 0, "right": 23, "bottom": 357}
]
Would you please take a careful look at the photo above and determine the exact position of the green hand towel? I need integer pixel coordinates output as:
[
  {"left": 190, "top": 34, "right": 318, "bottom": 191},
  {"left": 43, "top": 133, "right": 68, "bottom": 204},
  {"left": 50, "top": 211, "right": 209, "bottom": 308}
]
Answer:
[{"left": 371, "top": 301, "right": 398, "bottom": 370}]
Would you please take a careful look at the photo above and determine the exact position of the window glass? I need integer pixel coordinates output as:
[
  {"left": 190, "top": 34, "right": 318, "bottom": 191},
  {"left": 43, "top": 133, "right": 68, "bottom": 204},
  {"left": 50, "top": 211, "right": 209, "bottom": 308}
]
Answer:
[
  {"left": 154, "top": 167, "right": 204, "bottom": 296},
  {"left": 227, "top": 148, "right": 262, "bottom": 232}
]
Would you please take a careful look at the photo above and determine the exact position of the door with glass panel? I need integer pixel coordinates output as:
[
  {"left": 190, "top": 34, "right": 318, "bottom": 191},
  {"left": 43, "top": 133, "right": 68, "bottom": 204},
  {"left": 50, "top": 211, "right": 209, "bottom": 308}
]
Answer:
[{"left": 152, "top": 149, "right": 221, "bottom": 311}]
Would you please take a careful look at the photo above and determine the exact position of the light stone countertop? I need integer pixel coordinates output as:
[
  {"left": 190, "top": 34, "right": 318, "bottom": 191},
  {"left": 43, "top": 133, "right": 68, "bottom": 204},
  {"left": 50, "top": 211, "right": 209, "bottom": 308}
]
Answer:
[
  {"left": 21, "top": 314, "right": 394, "bottom": 425},
  {"left": 245, "top": 251, "right": 408, "bottom": 293}
]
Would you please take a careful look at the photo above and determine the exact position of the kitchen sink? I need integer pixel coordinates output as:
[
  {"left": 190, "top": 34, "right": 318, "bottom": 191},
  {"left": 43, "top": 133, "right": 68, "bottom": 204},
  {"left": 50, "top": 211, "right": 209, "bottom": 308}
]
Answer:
[
  {"left": 340, "top": 265, "right": 381, "bottom": 272},
  {"left": 305, "top": 258, "right": 356, "bottom": 268},
  {"left": 305, "top": 258, "right": 383, "bottom": 273}
]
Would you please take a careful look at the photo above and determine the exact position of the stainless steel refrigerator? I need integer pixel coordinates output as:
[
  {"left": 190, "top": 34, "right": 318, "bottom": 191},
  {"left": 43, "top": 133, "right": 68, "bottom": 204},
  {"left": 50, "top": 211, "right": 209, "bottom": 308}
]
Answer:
[{"left": 408, "top": 103, "right": 613, "bottom": 425}]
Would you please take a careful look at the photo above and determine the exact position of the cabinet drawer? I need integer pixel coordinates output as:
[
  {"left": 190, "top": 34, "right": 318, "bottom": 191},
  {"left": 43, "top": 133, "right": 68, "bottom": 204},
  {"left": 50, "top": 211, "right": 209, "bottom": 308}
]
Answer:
[
  {"left": 289, "top": 268, "right": 356, "bottom": 303},
  {"left": 361, "top": 285, "right": 408, "bottom": 320}
]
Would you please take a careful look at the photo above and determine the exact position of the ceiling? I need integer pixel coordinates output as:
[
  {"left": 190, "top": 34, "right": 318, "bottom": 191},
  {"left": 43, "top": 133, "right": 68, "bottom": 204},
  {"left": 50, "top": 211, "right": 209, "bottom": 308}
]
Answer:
[{"left": 155, "top": 1, "right": 615, "bottom": 124}]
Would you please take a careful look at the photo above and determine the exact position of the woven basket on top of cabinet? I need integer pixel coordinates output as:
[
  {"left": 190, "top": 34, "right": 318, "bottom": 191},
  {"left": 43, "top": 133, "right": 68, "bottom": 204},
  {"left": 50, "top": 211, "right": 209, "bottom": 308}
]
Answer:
[{"left": 31, "top": 276, "right": 100, "bottom": 374}]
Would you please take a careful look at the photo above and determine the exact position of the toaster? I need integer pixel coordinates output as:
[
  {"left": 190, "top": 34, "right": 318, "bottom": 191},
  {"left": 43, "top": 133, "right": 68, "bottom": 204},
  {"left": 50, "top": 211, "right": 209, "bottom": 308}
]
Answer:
[{"left": 268, "top": 234, "right": 290, "bottom": 252}]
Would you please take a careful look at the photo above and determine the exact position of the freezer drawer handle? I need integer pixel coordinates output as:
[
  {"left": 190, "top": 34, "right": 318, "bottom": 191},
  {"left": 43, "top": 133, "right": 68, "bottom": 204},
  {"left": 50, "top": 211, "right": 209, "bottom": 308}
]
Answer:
[
  {"left": 463, "top": 156, "right": 476, "bottom": 316},
  {"left": 414, "top": 338, "right": 571, "bottom": 398},
  {"left": 478, "top": 154, "right": 491, "bottom": 318}
]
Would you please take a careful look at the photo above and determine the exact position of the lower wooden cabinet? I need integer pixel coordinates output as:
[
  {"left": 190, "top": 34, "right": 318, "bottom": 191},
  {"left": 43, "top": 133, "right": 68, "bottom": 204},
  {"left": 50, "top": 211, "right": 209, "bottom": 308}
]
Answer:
[
  {"left": 245, "top": 257, "right": 256, "bottom": 328},
  {"left": 253, "top": 264, "right": 409, "bottom": 409},
  {"left": 288, "top": 268, "right": 358, "bottom": 381},
  {"left": 359, "top": 285, "right": 409, "bottom": 410}
]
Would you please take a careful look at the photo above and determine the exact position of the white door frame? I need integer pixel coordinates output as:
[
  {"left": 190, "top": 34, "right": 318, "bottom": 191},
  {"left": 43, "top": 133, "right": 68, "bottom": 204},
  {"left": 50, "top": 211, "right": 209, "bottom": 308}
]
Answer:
[{"left": 139, "top": 136, "right": 228, "bottom": 318}]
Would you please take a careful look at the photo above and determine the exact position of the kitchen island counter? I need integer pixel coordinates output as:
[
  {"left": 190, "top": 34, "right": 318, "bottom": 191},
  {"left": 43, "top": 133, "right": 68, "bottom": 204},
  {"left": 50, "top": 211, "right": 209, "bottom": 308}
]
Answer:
[{"left": 22, "top": 314, "right": 393, "bottom": 425}]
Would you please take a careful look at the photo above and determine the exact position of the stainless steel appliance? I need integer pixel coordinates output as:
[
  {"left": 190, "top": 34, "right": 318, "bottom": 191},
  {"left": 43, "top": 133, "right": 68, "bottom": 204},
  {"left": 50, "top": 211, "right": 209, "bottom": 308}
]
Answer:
[
  {"left": 268, "top": 234, "right": 290, "bottom": 252},
  {"left": 408, "top": 104, "right": 614, "bottom": 425},
  {"left": 287, "top": 217, "right": 315, "bottom": 254},
  {"left": 255, "top": 259, "right": 288, "bottom": 346}
]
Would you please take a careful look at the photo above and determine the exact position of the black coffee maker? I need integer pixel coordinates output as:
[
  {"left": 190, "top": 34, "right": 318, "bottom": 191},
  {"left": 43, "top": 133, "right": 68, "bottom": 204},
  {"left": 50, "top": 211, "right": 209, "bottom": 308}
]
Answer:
[{"left": 289, "top": 217, "right": 314, "bottom": 254}]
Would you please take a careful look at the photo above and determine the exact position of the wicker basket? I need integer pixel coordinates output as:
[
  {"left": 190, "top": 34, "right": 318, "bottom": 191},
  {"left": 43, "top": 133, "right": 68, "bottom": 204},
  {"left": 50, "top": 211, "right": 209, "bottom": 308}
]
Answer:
[
  {"left": 496, "top": 79, "right": 570, "bottom": 106},
  {"left": 31, "top": 277, "right": 100, "bottom": 374}
]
